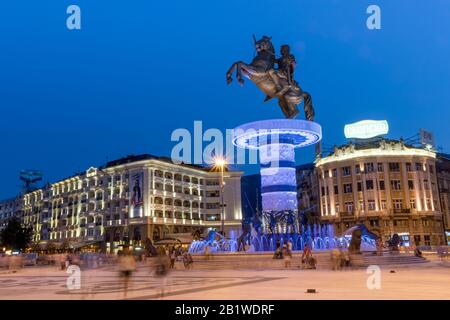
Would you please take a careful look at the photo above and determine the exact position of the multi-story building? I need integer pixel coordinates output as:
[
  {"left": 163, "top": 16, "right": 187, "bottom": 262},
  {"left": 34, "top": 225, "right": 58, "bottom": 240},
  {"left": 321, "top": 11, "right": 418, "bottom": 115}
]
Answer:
[
  {"left": 21, "top": 154, "right": 243, "bottom": 253},
  {"left": 315, "top": 138, "right": 445, "bottom": 246},
  {"left": 0, "top": 197, "right": 22, "bottom": 231},
  {"left": 437, "top": 153, "right": 450, "bottom": 245},
  {"left": 296, "top": 163, "right": 320, "bottom": 225}
]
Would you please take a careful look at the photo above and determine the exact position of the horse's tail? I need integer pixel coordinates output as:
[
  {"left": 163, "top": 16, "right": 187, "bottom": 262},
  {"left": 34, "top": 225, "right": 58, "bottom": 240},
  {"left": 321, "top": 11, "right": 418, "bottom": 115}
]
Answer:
[{"left": 302, "top": 92, "right": 314, "bottom": 121}]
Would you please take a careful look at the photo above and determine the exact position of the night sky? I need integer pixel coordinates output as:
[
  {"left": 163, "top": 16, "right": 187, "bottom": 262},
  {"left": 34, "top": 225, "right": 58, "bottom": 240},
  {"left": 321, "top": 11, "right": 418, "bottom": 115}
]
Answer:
[{"left": 1, "top": 0, "right": 450, "bottom": 199}]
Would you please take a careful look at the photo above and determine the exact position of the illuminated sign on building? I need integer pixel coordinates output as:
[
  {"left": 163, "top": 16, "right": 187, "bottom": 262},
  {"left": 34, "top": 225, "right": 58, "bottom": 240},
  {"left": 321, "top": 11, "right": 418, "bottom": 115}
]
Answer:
[{"left": 344, "top": 120, "right": 389, "bottom": 139}]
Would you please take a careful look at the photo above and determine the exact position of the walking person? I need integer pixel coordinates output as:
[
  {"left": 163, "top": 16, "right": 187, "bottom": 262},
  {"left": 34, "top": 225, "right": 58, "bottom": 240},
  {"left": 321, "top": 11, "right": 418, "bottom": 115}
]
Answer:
[
  {"left": 169, "top": 250, "right": 176, "bottom": 269},
  {"left": 118, "top": 250, "right": 136, "bottom": 299},
  {"left": 283, "top": 244, "right": 291, "bottom": 268}
]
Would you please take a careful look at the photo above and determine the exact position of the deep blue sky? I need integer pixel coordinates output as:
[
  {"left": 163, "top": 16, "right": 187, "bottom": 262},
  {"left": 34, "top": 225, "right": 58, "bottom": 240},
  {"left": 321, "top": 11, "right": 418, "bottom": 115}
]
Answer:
[{"left": 1, "top": 0, "right": 450, "bottom": 199}]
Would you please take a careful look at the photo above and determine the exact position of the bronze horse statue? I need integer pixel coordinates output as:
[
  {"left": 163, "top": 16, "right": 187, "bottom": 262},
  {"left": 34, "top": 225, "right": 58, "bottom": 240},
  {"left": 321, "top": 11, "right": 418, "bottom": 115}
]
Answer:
[{"left": 226, "top": 36, "right": 314, "bottom": 120}]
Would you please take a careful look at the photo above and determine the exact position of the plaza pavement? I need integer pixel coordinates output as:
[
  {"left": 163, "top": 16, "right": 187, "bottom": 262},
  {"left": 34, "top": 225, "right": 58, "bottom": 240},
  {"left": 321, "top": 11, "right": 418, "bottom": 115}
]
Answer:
[{"left": 0, "top": 261, "right": 449, "bottom": 300}]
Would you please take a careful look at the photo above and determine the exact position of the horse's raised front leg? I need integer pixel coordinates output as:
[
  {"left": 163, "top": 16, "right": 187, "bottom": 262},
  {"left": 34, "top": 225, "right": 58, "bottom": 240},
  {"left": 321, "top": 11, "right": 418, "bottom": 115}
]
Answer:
[
  {"left": 226, "top": 63, "right": 237, "bottom": 85},
  {"left": 236, "top": 62, "right": 245, "bottom": 86}
]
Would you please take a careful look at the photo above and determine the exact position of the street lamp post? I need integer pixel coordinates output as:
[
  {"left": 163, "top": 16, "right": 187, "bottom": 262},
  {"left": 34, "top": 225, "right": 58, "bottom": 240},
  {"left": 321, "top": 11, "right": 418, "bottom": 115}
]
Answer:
[
  {"left": 220, "top": 163, "right": 225, "bottom": 236},
  {"left": 214, "top": 157, "right": 226, "bottom": 236}
]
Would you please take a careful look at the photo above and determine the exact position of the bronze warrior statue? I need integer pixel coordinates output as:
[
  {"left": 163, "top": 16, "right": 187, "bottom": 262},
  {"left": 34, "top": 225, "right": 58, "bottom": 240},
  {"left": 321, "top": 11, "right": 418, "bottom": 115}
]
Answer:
[{"left": 226, "top": 35, "right": 314, "bottom": 120}]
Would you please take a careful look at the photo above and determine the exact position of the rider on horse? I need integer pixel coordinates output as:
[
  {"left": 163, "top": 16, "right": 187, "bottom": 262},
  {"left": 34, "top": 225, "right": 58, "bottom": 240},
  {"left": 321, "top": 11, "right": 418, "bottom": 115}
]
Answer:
[{"left": 266, "top": 44, "right": 298, "bottom": 102}]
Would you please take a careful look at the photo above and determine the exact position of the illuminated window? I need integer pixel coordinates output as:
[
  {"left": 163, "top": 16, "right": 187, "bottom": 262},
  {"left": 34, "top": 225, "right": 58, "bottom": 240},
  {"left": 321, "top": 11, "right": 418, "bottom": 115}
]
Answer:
[
  {"left": 393, "top": 199, "right": 403, "bottom": 209},
  {"left": 391, "top": 180, "right": 401, "bottom": 190},
  {"left": 368, "top": 200, "right": 376, "bottom": 211}
]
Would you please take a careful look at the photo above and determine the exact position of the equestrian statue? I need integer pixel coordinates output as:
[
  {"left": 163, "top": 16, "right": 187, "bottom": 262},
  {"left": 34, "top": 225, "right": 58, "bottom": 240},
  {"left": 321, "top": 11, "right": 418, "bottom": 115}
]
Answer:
[{"left": 226, "top": 35, "right": 314, "bottom": 120}]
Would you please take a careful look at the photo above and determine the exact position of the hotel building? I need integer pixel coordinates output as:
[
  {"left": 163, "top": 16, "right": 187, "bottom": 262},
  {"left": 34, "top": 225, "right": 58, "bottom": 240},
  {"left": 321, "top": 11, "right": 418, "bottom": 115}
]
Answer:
[
  {"left": 315, "top": 138, "right": 445, "bottom": 246},
  {"left": 21, "top": 154, "right": 243, "bottom": 252},
  {"left": 437, "top": 153, "right": 450, "bottom": 245}
]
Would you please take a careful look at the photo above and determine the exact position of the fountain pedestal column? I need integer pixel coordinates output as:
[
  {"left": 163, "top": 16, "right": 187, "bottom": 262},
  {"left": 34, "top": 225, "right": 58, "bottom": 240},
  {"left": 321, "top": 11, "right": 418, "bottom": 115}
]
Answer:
[{"left": 233, "top": 119, "right": 322, "bottom": 234}]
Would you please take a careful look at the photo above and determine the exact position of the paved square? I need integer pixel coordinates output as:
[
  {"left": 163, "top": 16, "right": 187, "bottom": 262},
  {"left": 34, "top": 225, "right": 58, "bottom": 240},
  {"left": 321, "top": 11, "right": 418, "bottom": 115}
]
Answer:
[{"left": 1, "top": 261, "right": 449, "bottom": 300}]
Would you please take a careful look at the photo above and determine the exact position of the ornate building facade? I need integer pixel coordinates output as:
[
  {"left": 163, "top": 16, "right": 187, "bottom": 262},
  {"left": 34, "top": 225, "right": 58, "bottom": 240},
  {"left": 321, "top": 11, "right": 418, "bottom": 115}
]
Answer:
[
  {"left": 21, "top": 154, "right": 243, "bottom": 252},
  {"left": 437, "top": 154, "right": 450, "bottom": 245},
  {"left": 315, "top": 139, "right": 445, "bottom": 246}
]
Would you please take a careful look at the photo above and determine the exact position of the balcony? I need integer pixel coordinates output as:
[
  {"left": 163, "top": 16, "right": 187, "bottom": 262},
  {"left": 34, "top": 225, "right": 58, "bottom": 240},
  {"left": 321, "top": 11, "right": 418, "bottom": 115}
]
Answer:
[
  {"left": 393, "top": 209, "right": 411, "bottom": 215},
  {"left": 339, "top": 211, "right": 354, "bottom": 217}
]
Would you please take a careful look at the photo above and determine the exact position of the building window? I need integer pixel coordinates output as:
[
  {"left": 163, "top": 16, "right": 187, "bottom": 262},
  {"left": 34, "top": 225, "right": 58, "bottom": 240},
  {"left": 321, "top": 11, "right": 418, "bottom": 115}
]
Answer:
[
  {"left": 377, "top": 163, "right": 384, "bottom": 172},
  {"left": 366, "top": 180, "right": 374, "bottom": 190},
  {"left": 408, "top": 180, "right": 415, "bottom": 190},
  {"left": 379, "top": 180, "right": 385, "bottom": 190},
  {"left": 389, "top": 162, "right": 400, "bottom": 172},
  {"left": 355, "top": 165, "right": 361, "bottom": 174},
  {"left": 364, "top": 163, "right": 374, "bottom": 173},
  {"left": 359, "top": 200, "right": 364, "bottom": 211},
  {"left": 423, "top": 180, "right": 429, "bottom": 190},
  {"left": 424, "top": 235, "right": 431, "bottom": 246},
  {"left": 335, "top": 203, "right": 340, "bottom": 213},
  {"left": 345, "top": 202, "right": 353, "bottom": 212},
  {"left": 391, "top": 180, "right": 401, "bottom": 190},
  {"left": 415, "top": 162, "right": 422, "bottom": 171},
  {"left": 342, "top": 166, "right": 351, "bottom": 177},
  {"left": 429, "top": 165, "right": 434, "bottom": 174},
  {"left": 334, "top": 185, "right": 339, "bottom": 195},
  {"left": 393, "top": 199, "right": 403, "bottom": 210},
  {"left": 368, "top": 200, "right": 376, "bottom": 211},
  {"left": 410, "top": 199, "right": 416, "bottom": 209},
  {"left": 344, "top": 183, "right": 352, "bottom": 193},
  {"left": 406, "top": 163, "right": 412, "bottom": 172},
  {"left": 370, "top": 219, "right": 379, "bottom": 227},
  {"left": 357, "top": 182, "right": 362, "bottom": 192},
  {"left": 332, "top": 169, "right": 337, "bottom": 177}
]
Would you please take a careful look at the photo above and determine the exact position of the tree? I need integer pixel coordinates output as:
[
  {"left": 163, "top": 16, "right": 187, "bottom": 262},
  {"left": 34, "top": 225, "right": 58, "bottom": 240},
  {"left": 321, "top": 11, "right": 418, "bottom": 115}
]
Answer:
[{"left": 0, "top": 217, "right": 33, "bottom": 251}]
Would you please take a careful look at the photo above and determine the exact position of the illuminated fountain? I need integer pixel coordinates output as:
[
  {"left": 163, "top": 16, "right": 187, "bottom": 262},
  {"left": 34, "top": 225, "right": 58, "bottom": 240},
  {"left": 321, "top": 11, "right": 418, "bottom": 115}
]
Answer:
[
  {"left": 232, "top": 119, "right": 322, "bottom": 235},
  {"left": 188, "top": 119, "right": 377, "bottom": 253}
]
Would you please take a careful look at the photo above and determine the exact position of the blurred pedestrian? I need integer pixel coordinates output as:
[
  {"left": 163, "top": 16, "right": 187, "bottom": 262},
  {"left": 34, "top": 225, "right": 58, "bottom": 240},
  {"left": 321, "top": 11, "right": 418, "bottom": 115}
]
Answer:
[
  {"left": 331, "top": 248, "right": 341, "bottom": 271},
  {"left": 118, "top": 250, "right": 136, "bottom": 298},
  {"left": 283, "top": 244, "right": 291, "bottom": 268},
  {"left": 170, "top": 250, "right": 176, "bottom": 269}
]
